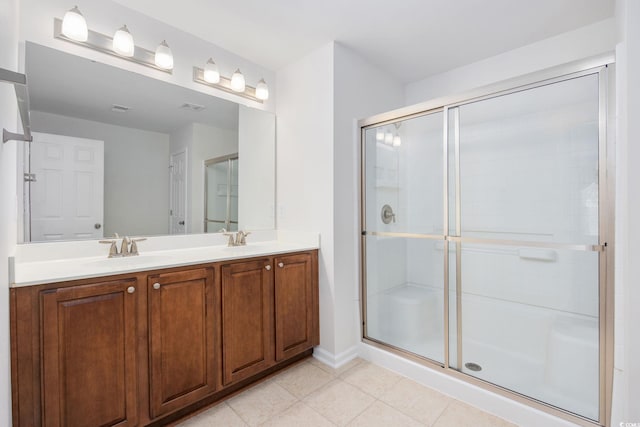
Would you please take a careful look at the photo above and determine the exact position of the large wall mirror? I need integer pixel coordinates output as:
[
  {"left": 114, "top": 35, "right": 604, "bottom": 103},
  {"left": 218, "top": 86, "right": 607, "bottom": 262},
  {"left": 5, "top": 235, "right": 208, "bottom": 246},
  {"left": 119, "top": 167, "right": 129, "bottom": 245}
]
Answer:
[{"left": 20, "top": 42, "right": 276, "bottom": 243}]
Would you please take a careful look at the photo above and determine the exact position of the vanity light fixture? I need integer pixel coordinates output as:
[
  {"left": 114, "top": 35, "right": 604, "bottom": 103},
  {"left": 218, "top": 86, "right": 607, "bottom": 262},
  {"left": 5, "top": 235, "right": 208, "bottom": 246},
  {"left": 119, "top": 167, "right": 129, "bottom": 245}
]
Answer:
[
  {"left": 154, "top": 40, "right": 174, "bottom": 70},
  {"left": 54, "top": 16, "right": 172, "bottom": 74},
  {"left": 230, "top": 69, "right": 246, "bottom": 92},
  {"left": 61, "top": 6, "right": 88, "bottom": 42},
  {"left": 192, "top": 66, "right": 268, "bottom": 104},
  {"left": 113, "top": 25, "right": 134, "bottom": 57},
  {"left": 203, "top": 58, "right": 220, "bottom": 83},
  {"left": 376, "top": 128, "right": 385, "bottom": 141},
  {"left": 255, "top": 78, "right": 269, "bottom": 101}
]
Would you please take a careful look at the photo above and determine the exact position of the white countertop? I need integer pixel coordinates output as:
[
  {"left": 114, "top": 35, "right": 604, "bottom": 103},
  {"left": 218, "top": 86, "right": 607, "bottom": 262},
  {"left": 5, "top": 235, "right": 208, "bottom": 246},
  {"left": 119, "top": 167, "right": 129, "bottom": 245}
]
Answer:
[{"left": 11, "top": 231, "right": 319, "bottom": 287}]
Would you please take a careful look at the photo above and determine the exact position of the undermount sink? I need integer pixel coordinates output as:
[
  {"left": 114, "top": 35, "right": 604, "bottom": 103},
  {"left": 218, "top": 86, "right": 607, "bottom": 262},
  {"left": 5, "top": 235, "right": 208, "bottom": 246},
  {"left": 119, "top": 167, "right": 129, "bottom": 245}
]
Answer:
[{"left": 85, "top": 255, "right": 172, "bottom": 268}]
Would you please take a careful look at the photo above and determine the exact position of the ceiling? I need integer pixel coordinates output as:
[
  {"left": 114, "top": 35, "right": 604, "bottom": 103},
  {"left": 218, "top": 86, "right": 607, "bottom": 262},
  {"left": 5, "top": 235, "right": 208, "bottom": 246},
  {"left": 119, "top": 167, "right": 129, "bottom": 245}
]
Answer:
[
  {"left": 111, "top": 0, "right": 614, "bottom": 83},
  {"left": 26, "top": 42, "right": 239, "bottom": 133}
]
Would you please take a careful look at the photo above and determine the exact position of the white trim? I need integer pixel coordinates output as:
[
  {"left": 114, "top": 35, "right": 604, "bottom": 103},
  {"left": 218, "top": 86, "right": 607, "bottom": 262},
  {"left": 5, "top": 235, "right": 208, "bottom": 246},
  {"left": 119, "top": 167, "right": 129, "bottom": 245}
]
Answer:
[{"left": 313, "top": 345, "right": 359, "bottom": 369}]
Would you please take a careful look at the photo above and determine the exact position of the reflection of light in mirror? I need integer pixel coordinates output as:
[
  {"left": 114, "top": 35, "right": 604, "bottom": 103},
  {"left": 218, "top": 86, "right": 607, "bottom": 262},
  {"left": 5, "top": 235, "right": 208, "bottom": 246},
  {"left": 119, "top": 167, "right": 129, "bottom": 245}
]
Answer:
[
  {"left": 384, "top": 131, "right": 393, "bottom": 145},
  {"left": 376, "top": 129, "right": 384, "bottom": 141},
  {"left": 61, "top": 6, "right": 88, "bottom": 42}
]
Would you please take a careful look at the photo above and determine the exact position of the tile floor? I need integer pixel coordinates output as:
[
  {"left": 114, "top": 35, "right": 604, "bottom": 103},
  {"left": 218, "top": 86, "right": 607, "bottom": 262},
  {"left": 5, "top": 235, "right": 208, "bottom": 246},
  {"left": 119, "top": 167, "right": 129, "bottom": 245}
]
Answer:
[{"left": 176, "top": 358, "right": 517, "bottom": 427}]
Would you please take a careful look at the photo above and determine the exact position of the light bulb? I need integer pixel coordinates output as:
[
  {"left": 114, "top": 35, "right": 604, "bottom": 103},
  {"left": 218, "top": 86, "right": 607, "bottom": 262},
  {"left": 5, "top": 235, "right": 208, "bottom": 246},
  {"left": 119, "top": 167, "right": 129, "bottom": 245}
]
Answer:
[
  {"left": 255, "top": 78, "right": 269, "bottom": 100},
  {"left": 384, "top": 131, "right": 393, "bottom": 145},
  {"left": 203, "top": 58, "right": 220, "bottom": 83},
  {"left": 392, "top": 135, "right": 401, "bottom": 147},
  {"left": 230, "top": 69, "right": 246, "bottom": 92},
  {"left": 155, "top": 40, "right": 173, "bottom": 70},
  {"left": 376, "top": 129, "right": 384, "bottom": 141},
  {"left": 61, "top": 6, "right": 88, "bottom": 42},
  {"left": 113, "top": 25, "right": 134, "bottom": 57}
]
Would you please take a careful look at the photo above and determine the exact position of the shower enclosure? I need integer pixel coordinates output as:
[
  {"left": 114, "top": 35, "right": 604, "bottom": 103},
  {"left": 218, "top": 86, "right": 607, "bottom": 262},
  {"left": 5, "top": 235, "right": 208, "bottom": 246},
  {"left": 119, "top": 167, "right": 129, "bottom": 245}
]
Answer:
[
  {"left": 360, "top": 60, "right": 613, "bottom": 426},
  {"left": 204, "top": 154, "right": 239, "bottom": 232}
]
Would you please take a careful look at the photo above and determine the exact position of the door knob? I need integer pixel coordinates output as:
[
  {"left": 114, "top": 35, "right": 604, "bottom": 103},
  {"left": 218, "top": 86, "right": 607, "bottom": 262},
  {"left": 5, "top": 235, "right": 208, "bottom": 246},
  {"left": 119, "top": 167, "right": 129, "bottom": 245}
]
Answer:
[
  {"left": 178, "top": 220, "right": 185, "bottom": 225},
  {"left": 94, "top": 223, "right": 102, "bottom": 229},
  {"left": 153, "top": 282, "right": 161, "bottom": 290},
  {"left": 127, "top": 286, "right": 135, "bottom": 294},
  {"left": 278, "top": 262, "right": 284, "bottom": 268},
  {"left": 265, "top": 265, "right": 271, "bottom": 271}
]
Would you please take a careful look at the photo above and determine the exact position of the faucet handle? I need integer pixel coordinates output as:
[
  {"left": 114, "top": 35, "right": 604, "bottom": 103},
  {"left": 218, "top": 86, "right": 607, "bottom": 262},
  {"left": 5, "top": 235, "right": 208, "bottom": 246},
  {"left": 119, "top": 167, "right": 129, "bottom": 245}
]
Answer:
[
  {"left": 223, "top": 232, "right": 236, "bottom": 247},
  {"left": 130, "top": 238, "right": 146, "bottom": 256},
  {"left": 237, "top": 230, "right": 251, "bottom": 245},
  {"left": 99, "top": 240, "right": 119, "bottom": 258}
]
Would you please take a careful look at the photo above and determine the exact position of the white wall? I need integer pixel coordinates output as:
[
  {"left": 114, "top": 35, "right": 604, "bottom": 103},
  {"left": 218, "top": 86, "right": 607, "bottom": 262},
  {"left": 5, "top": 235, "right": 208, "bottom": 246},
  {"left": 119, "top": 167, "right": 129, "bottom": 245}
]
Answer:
[
  {"left": 406, "top": 18, "right": 616, "bottom": 104},
  {"left": 613, "top": 0, "right": 640, "bottom": 424},
  {"left": 276, "top": 42, "right": 404, "bottom": 363},
  {"left": 276, "top": 42, "right": 336, "bottom": 355},
  {"left": 332, "top": 43, "right": 404, "bottom": 357},
  {"left": 238, "top": 105, "right": 275, "bottom": 231},
  {"left": 18, "top": 0, "right": 276, "bottom": 112},
  {"left": 30, "top": 111, "right": 171, "bottom": 237},
  {"left": 0, "top": 0, "right": 19, "bottom": 422}
]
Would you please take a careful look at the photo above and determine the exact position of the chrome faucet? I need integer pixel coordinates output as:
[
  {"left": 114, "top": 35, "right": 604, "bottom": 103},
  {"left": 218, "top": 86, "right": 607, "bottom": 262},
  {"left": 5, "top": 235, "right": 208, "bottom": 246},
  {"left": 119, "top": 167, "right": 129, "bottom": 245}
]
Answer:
[
  {"left": 223, "top": 230, "right": 251, "bottom": 247},
  {"left": 99, "top": 235, "right": 146, "bottom": 257}
]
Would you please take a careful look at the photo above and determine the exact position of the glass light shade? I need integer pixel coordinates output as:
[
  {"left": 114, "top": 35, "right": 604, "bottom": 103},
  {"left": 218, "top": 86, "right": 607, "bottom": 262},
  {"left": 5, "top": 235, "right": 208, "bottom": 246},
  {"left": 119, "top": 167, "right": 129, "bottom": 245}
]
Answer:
[
  {"left": 113, "top": 25, "right": 134, "bottom": 57},
  {"left": 62, "top": 6, "right": 88, "bottom": 42},
  {"left": 203, "top": 58, "right": 220, "bottom": 83},
  {"left": 255, "top": 78, "right": 269, "bottom": 100},
  {"left": 384, "top": 131, "right": 394, "bottom": 145},
  {"left": 376, "top": 129, "right": 385, "bottom": 141},
  {"left": 230, "top": 69, "right": 246, "bottom": 92},
  {"left": 392, "top": 135, "right": 402, "bottom": 147},
  {"left": 155, "top": 40, "right": 174, "bottom": 70}
]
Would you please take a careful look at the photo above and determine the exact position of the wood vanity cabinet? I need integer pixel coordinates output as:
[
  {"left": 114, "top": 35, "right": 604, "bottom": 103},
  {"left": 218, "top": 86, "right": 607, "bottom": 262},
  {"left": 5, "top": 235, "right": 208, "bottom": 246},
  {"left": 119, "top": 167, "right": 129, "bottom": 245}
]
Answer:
[
  {"left": 220, "top": 258, "right": 275, "bottom": 385},
  {"left": 274, "top": 252, "right": 318, "bottom": 361},
  {"left": 219, "top": 251, "right": 320, "bottom": 385},
  {"left": 10, "top": 249, "right": 318, "bottom": 427},
  {"left": 147, "top": 267, "right": 217, "bottom": 418},
  {"left": 40, "top": 278, "right": 139, "bottom": 427}
]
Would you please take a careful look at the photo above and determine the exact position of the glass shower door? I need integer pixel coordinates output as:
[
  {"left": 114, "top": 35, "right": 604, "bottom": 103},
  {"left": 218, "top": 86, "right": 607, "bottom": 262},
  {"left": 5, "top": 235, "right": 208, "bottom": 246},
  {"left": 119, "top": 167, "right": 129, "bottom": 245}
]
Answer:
[
  {"left": 205, "top": 155, "right": 239, "bottom": 232},
  {"left": 362, "top": 111, "right": 445, "bottom": 363},
  {"left": 449, "top": 73, "right": 602, "bottom": 420}
]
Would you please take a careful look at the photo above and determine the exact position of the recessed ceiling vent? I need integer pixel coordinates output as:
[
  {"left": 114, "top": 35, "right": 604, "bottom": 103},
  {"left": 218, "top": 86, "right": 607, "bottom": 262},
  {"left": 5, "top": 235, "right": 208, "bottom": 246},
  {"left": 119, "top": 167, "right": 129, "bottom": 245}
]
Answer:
[
  {"left": 111, "top": 104, "right": 131, "bottom": 113},
  {"left": 180, "top": 102, "right": 206, "bottom": 112}
]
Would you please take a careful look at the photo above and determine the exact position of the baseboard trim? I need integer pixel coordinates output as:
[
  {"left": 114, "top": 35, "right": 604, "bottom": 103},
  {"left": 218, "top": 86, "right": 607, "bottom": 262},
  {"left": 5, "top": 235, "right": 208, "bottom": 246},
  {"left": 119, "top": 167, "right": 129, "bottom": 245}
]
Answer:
[{"left": 313, "top": 345, "right": 359, "bottom": 369}]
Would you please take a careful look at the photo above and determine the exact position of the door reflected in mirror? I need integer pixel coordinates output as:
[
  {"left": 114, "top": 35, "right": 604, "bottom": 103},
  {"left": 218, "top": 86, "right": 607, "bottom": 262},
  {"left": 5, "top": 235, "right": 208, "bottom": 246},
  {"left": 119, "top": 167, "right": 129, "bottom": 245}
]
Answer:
[{"left": 22, "top": 42, "right": 275, "bottom": 243}]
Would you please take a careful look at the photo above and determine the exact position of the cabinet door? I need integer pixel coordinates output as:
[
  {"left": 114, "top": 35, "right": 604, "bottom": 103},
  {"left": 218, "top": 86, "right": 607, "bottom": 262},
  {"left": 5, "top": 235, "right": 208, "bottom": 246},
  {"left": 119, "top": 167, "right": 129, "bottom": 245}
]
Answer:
[
  {"left": 148, "top": 268, "right": 216, "bottom": 418},
  {"left": 274, "top": 252, "right": 318, "bottom": 361},
  {"left": 221, "top": 259, "right": 274, "bottom": 385},
  {"left": 41, "top": 279, "right": 138, "bottom": 427}
]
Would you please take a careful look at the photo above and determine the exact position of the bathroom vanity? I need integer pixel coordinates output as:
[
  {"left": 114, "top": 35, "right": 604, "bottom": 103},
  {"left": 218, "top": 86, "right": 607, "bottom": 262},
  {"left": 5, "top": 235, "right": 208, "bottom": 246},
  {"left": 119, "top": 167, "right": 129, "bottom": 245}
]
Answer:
[{"left": 9, "top": 238, "right": 319, "bottom": 426}]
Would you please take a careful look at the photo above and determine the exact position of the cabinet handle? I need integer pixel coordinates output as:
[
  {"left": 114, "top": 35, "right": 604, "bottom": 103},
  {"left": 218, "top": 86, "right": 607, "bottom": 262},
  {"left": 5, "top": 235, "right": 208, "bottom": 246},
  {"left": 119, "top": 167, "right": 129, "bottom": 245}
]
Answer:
[
  {"left": 265, "top": 265, "right": 271, "bottom": 271},
  {"left": 153, "top": 282, "right": 161, "bottom": 290},
  {"left": 127, "top": 286, "right": 136, "bottom": 294},
  {"left": 278, "top": 262, "right": 284, "bottom": 268}
]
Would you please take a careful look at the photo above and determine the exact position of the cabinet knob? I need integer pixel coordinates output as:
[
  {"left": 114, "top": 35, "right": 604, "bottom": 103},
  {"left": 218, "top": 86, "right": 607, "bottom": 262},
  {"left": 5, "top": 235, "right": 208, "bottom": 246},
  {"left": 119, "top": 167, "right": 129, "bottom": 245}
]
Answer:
[
  {"left": 127, "top": 286, "right": 136, "bottom": 294},
  {"left": 265, "top": 265, "right": 271, "bottom": 271},
  {"left": 278, "top": 262, "right": 284, "bottom": 268},
  {"left": 153, "top": 282, "right": 161, "bottom": 290}
]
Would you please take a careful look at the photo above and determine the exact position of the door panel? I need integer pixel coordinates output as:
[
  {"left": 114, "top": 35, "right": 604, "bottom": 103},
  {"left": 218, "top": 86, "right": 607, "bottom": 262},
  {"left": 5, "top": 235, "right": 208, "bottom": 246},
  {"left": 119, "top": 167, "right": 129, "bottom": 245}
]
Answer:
[
  {"left": 221, "top": 259, "right": 274, "bottom": 385},
  {"left": 450, "top": 74, "right": 601, "bottom": 421},
  {"left": 274, "top": 253, "right": 315, "bottom": 361},
  {"left": 30, "top": 132, "right": 104, "bottom": 241},
  {"left": 148, "top": 268, "right": 217, "bottom": 418},
  {"left": 170, "top": 150, "right": 187, "bottom": 234},
  {"left": 41, "top": 279, "right": 137, "bottom": 427}
]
